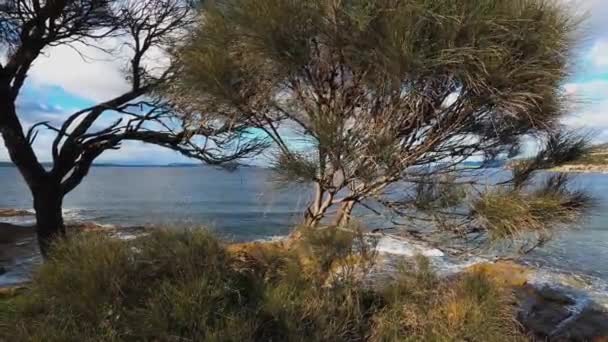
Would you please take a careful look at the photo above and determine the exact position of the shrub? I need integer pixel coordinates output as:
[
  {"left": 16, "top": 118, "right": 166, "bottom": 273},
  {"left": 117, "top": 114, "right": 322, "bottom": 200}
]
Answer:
[
  {"left": 1, "top": 229, "right": 527, "bottom": 341},
  {"left": 371, "top": 257, "right": 526, "bottom": 342}
]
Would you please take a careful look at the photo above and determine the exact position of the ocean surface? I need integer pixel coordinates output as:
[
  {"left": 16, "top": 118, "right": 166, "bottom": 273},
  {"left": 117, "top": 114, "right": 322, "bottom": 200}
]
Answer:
[{"left": 1, "top": 166, "right": 608, "bottom": 301}]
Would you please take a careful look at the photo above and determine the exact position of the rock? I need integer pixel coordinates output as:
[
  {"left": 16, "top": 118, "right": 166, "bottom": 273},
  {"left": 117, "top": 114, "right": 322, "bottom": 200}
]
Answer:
[
  {"left": 68, "top": 222, "right": 116, "bottom": 233},
  {"left": 0, "top": 266, "right": 6, "bottom": 275},
  {"left": 516, "top": 284, "right": 608, "bottom": 341},
  {"left": 551, "top": 164, "right": 608, "bottom": 174},
  {"left": 551, "top": 304, "right": 608, "bottom": 341},
  {"left": 537, "top": 286, "right": 577, "bottom": 306},
  {"left": 517, "top": 285, "right": 574, "bottom": 337},
  {"left": 0, "top": 209, "right": 33, "bottom": 217}
]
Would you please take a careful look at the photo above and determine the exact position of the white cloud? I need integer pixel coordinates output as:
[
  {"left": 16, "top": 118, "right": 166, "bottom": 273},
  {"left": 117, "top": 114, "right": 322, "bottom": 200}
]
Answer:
[
  {"left": 563, "top": 80, "right": 608, "bottom": 99},
  {"left": 24, "top": 33, "right": 173, "bottom": 104},
  {"left": 0, "top": 134, "right": 196, "bottom": 164},
  {"left": 27, "top": 39, "right": 131, "bottom": 102},
  {"left": 589, "top": 40, "right": 608, "bottom": 67},
  {"left": 100, "top": 141, "right": 194, "bottom": 164},
  {"left": 563, "top": 98, "right": 608, "bottom": 132},
  {"left": 562, "top": 80, "right": 608, "bottom": 137}
]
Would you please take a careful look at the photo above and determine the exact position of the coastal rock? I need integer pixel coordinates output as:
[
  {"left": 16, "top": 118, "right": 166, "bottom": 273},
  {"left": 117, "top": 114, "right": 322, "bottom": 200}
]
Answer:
[
  {"left": 516, "top": 284, "right": 608, "bottom": 341},
  {"left": 0, "top": 209, "right": 33, "bottom": 217},
  {"left": 551, "top": 164, "right": 608, "bottom": 174},
  {"left": 0, "top": 266, "right": 6, "bottom": 275}
]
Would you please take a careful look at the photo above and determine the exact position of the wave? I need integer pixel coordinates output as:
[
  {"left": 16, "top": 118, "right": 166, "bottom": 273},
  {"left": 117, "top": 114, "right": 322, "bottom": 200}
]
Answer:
[{"left": 371, "top": 234, "right": 608, "bottom": 309}]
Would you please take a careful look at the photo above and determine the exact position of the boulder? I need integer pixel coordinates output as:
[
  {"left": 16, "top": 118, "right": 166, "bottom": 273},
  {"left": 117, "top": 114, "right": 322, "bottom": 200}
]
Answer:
[
  {"left": 0, "top": 209, "right": 33, "bottom": 217},
  {"left": 552, "top": 304, "right": 608, "bottom": 341},
  {"left": 516, "top": 284, "right": 608, "bottom": 341}
]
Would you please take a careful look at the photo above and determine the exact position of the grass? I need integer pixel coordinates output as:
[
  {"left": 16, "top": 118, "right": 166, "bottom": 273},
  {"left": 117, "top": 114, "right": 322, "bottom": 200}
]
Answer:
[
  {"left": 1, "top": 228, "right": 527, "bottom": 341},
  {"left": 372, "top": 257, "right": 525, "bottom": 342}
]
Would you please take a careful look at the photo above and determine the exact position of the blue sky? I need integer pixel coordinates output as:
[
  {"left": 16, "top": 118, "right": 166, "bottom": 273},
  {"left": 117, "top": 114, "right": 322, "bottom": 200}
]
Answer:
[{"left": 2, "top": 0, "right": 608, "bottom": 165}]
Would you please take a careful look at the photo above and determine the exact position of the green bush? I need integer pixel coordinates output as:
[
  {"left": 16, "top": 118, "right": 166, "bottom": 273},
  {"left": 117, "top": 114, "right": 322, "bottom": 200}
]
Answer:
[{"left": 1, "top": 229, "right": 527, "bottom": 341}]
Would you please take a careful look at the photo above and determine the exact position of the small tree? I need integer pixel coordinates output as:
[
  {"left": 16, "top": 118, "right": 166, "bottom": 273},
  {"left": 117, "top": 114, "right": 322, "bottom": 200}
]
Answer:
[
  {"left": 175, "top": 0, "right": 593, "bottom": 251},
  {"left": 0, "top": 0, "right": 264, "bottom": 256}
]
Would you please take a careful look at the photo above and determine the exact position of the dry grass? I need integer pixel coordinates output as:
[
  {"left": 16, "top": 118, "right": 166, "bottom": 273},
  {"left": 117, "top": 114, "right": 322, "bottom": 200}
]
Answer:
[
  {"left": 467, "top": 261, "right": 531, "bottom": 288},
  {"left": 370, "top": 256, "right": 526, "bottom": 342},
  {"left": 1, "top": 229, "right": 528, "bottom": 341}
]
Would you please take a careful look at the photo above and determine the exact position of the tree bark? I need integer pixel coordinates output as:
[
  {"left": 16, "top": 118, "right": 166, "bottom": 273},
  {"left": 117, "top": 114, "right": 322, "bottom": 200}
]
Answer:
[
  {"left": 334, "top": 200, "right": 355, "bottom": 227},
  {"left": 0, "top": 83, "right": 47, "bottom": 188},
  {"left": 1, "top": 82, "right": 64, "bottom": 258},
  {"left": 302, "top": 182, "right": 336, "bottom": 228},
  {"left": 32, "top": 185, "right": 66, "bottom": 258}
]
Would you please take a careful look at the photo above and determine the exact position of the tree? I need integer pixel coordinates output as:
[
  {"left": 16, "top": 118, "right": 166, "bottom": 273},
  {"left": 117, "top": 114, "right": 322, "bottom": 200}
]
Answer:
[
  {"left": 175, "top": 0, "right": 593, "bottom": 252},
  {"left": 0, "top": 0, "right": 264, "bottom": 257}
]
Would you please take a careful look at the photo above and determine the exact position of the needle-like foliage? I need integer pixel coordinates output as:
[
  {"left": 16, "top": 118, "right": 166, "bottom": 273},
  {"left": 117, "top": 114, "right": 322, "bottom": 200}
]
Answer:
[{"left": 174, "top": 0, "right": 592, "bottom": 252}]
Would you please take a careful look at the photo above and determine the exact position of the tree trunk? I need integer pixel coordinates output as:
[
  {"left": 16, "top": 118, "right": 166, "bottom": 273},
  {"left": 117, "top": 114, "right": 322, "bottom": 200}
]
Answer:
[
  {"left": 33, "top": 186, "right": 66, "bottom": 258},
  {"left": 334, "top": 200, "right": 355, "bottom": 227},
  {"left": 304, "top": 209, "right": 323, "bottom": 227}
]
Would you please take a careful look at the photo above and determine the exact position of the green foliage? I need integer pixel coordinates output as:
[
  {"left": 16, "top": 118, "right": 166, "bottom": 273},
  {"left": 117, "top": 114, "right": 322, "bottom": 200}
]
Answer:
[
  {"left": 1, "top": 230, "right": 527, "bottom": 341},
  {"left": 412, "top": 175, "right": 467, "bottom": 212},
  {"left": 173, "top": 0, "right": 587, "bottom": 246},
  {"left": 472, "top": 174, "right": 593, "bottom": 240},
  {"left": 272, "top": 152, "right": 320, "bottom": 183},
  {"left": 555, "top": 143, "right": 608, "bottom": 166},
  {"left": 512, "top": 132, "right": 592, "bottom": 186}
]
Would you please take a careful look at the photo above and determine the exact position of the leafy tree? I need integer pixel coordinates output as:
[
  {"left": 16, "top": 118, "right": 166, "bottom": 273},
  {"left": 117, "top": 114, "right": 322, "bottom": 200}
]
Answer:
[
  {"left": 0, "top": 0, "right": 264, "bottom": 256},
  {"left": 175, "top": 0, "right": 592, "bottom": 252}
]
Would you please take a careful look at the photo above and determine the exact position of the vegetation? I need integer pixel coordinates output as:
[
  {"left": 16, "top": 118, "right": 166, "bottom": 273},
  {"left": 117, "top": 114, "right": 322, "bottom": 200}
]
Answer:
[
  {"left": 0, "top": 0, "right": 265, "bottom": 257},
  {"left": 0, "top": 0, "right": 598, "bottom": 338},
  {"left": 559, "top": 143, "right": 608, "bottom": 165},
  {"left": 0, "top": 229, "right": 527, "bottom": 341},
  {"left": 172, "top": 0, "right": 592, "bottom": 252},
  {"left": 472, "top": 173, "right": 593, "bottom": 252}
]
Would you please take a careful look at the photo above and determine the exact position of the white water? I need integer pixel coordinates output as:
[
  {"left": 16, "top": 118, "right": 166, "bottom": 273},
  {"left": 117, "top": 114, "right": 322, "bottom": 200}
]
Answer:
[{"left": 371, "top": 234, "right": 608, "bottom": 310}]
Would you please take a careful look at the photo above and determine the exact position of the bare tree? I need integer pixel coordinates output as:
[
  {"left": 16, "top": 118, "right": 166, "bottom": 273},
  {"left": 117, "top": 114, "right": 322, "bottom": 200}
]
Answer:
[
  {"left": 174, "top": 0, "right": 593, "bottom": 252},
  {"left": 0, "top": 0, "right": 264, "bottom": 256}
]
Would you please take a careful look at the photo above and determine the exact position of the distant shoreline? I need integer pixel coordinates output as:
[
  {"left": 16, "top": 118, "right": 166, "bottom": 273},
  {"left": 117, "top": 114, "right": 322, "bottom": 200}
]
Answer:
[
  {"left": 0, "top": 162, "right": 260, "bottom": 168},
  {"left": 550, "top": 165, "right": 608, "bottom": 174}
]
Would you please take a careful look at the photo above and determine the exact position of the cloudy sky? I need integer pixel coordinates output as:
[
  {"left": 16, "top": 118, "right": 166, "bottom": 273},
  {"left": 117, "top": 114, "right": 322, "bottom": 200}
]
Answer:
[{"left": 1, "top": 0, "right": 608, "bottom": 165}]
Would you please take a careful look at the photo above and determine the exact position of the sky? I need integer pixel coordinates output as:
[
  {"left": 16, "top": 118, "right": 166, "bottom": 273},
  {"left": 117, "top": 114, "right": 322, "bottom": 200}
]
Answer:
[{"left": 1, "top": 0, "right": 608, "bottom": 165}]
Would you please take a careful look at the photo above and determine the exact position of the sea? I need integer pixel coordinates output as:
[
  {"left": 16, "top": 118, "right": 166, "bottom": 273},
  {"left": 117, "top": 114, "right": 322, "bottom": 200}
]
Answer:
[{"left": 1, "top": 166, "right": 608, "bottom": 305}]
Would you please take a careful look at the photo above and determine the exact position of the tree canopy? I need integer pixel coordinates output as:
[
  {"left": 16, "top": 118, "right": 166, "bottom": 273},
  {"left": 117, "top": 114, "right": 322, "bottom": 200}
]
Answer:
[
  {"left": 174, "top": 0, "right": 592, "bottom": 252},
  {"left": 0, "top": 0, "right": 265, "bottom": 255}
]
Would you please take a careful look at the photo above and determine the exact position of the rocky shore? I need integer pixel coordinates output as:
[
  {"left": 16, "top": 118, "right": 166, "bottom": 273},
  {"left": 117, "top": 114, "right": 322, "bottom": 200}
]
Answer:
[
  {"left": 0, "top": 209, "right": 33, "bottom": 218},
  {"left": 2, "top": 211, "right": 608, "bottom": 340},
  {"left": 0, "top": 219, "right": 147, "bottom": 287},
  {"left": 551, "top": 165, "right": 608, "bottom": 174}
]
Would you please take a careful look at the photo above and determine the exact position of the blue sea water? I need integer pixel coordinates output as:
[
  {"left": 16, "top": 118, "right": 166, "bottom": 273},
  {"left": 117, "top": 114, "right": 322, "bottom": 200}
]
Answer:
[
  {"left": 1, "top": 166, "right": 608, "bottom": 291},
  {"left": 0, "top": 166, "right": 309, "bottom": 240}
]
